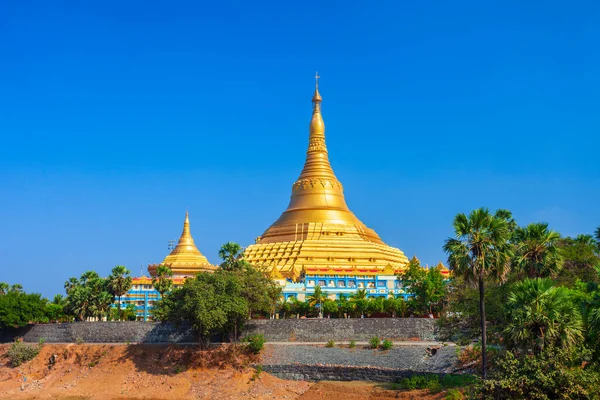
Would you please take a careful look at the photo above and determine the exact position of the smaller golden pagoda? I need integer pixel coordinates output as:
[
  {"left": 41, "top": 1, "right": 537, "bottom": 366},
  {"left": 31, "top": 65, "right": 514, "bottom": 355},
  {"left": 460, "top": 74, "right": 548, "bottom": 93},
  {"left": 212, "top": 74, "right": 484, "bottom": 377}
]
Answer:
[{"left": 148, "top": 211, "right": 217, "bottom": 277}]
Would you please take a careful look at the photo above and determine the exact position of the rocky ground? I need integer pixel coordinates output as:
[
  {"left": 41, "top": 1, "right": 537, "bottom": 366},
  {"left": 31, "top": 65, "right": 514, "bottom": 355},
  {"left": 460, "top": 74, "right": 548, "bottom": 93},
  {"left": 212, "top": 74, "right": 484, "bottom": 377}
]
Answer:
[
  {"left": 0, "top": 343, "right": 460, "bottom": 399},
  {"left": 262, "top": 343, "right": 458, "bottom": 373}
]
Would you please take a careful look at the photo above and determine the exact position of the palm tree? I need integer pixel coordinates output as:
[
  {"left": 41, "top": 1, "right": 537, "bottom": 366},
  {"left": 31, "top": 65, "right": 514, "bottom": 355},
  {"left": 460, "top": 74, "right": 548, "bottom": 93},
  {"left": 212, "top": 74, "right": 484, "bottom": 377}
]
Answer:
[
  {"left": 107, "top": 265, "right": 133, "bottom": 319},
  {"left": 350, "top": 289, "right": 369, "bottom": 318},
  {"left": 351, "top": 288, "right": 367, "bottom": 300},
  {"left": 443, "top": 208, "right": 513, "bottom": 379},
  {"left": 53, "top": 294, "right": 65, "bottom": 305},
  {"left": 219, "top": 242, "right": 246, "bottom": 271},
  {"left": 152, "top": 265, "right": 174, "bottom": 299},
  {"left": 594, "top": 227, "right": 600, "bottom": 250},
  {"left": 64, "top": 277, "right": 79, "bottom": 295},
  {"left": 504, "top": 278, "right": 583, "bottom": 354},
  {"left": 10, "top": 284, "right": 23, "bottom": 293},
  {"left": 512, "top": 223, "right": 563, "bottom": 278},
  {"left": 307, "top": 285, "right": 328, "bottom": 318},
  {"left": 0, "top": 282, "right": 8, "bottom": 295}
]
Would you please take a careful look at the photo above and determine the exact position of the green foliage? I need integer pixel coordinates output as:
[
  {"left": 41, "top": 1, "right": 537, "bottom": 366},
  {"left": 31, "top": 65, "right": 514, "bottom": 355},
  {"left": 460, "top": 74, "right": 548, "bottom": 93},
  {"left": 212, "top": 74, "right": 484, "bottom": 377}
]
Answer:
[
  {"left": 64, "top": 271, "right": 114, "bottom": 321},
  {"left": 397, "top": 374, "right": 476, "bottom": 392},
  {"left": 0, "top": 282, "right": 9, "bottom": 295},
  {"left": 556, "top": 236, "right": 600, "bottom": 287},
  {"left": 512, "top": 223, "right": 563, "bottom": 278},
  {"left": 0, "top": 289, "right": 49, "bottom": 328},
  {"left": 325, "top": 339, "right": 335, "bottom": 348},
  {"left": 155, "top": 265, "right": 278, "bottom": 347},
  {"left": 479, "top": 349, "right": 600, "bottom": 399},
  {"left": 504, "top": 278, "right": 583, "bottom": 354},
  {"left": 8, "top": 339, "right": 42, "bottom": 367},
  {"left": 152, "top": 265, "right": 173, "bottom": 298},
  {"left": 348, "top": 340, "right": 356, "bottom": 348},
  {"left": 445, "top": 389, "right": 464, "bottom": 400},
  {"left": 369, "top": 336, "right": 380, "bottom": 349},
  {"left": 107, "top": 265, "right": 133, "bottom": 319},
  {"left": 322, "top": 299, "right": 338, "bottom": 317},
  {"left": 242, "top": 333, "right": 265, "bottom": 355},
  {"left": 380, "top": 339, "right": 393, "bottom": 350},
  {"left": 219, "top": 242, "right": 250, "bottom": 271},
  {"left": 399, "top": 259, "right": 448, "bottom": 316}
]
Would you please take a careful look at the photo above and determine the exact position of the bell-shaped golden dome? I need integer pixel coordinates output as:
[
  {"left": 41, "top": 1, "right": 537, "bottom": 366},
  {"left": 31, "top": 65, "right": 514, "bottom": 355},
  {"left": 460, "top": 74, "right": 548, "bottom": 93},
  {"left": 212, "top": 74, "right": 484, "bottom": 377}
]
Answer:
[
  {"left": 148, "top": 211, "right": 216, "bottom": 277},
  {"left": 244, "top": 76, "right": 408, "bottom": 280}
]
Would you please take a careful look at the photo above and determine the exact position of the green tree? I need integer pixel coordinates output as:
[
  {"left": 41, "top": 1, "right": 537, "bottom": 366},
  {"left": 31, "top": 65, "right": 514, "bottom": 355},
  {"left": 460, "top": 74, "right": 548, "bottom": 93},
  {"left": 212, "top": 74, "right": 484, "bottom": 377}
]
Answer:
[
  {"left": 512, "top": 223, "right": 563, "bottom": 278},
  {"left": 336, "top": 294, "right": 352, "bottom": 318},
  {"left": 504, "top": 278, "right": 583, "bottom": 354},
  {"left": 52, "top": 294, "right": 65, "bottom": 305},
  {"left": 219, "top": 242, "right": 249, "bottom": 271},
  {"left": 385, "top": 296, "right": 409, "bottom": 318},
  {"left": 152, "top": 265, "right": 174, "bottom": 298},
  {"left": 322, "top": 299, "right": 338, "bottom": 318},
  {"left": 0, "top": 290, "right": 49, "bottom": 328},
  {"left": 350, "top": 289, "right": 369, "bottom": 317},
  {"left": 107, "top": 265, "right": 132, "bottom": 319},
  {"left": 556, "top": 236, "right": 600, "bottom": 286},
  {"left": 10, "top": 284, "right": 23, "bottom": 293},
  {"left": 595, "top": 226, "right": 600, "bottom": 250},
  {"left": 443, "top": 208, "right": 513, "bottom": 379},
  {"left": 307, "top": 285, "right": 328, "bottom": 317},
  {"left": 0, "top": 282, "right": 9, "bottom": 295}
]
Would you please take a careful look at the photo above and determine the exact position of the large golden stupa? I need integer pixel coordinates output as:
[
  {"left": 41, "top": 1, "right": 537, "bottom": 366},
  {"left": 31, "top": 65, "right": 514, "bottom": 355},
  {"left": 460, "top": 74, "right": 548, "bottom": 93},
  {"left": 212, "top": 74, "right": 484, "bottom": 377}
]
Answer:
[
  {"left": 244, "top": 76, "right": 409, "bottom": 281},
  {"left": 148, "top": 211, "right": 217, "bottom": 277}
]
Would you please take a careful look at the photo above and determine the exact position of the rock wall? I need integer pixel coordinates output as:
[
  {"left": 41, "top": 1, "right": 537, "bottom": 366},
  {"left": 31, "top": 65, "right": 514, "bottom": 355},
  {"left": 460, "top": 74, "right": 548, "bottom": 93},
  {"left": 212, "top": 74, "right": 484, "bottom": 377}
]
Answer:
[
  {"left": 244, "top": 318, "right": 436, "bottom": 342},
  {"left": 261, "top": 365, "right": 448, "bottom": 382},
  {"left": 4, "top": 318, "right": 436, "bottom": 344}
]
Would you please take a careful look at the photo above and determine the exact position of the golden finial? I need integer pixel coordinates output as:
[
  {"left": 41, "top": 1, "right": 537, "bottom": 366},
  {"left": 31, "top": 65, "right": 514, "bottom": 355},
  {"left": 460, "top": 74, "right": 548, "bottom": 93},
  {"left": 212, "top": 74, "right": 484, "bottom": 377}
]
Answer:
[{"left": 312, "top": 71, "right": 322, "bottom": 105}]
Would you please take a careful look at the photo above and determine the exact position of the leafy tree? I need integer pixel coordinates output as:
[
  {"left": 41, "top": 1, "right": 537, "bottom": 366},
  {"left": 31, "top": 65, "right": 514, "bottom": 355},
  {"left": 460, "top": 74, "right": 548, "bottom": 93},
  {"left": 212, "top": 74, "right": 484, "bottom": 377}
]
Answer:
[
  {"left": 350, "top": 289, "right": 368, "bottom": 318},
  {"left": 152, "top": 265, "right": 174, "bottom": 298},
  {"left": 107, "top": 265, "right": 132, "bottom": 319},
  {"left": 52, "top": 294, "right": 65, "bottom": 305},
  {"left": 367, "top": 296, "right": 385, "bottom": 316},
  {"left": 398, "top": 258, "right": 447, "bottom": 316},
  {"left": 64, "top": 271, "right": 114, "bottom": 321},
  {"left": 322, "top": 299, "right": 338, "bottom": 318},
  {"left": 0, "top": 282, "right": 9, "bottom": 295},
  {"left": 595, "top": 226, "right": 600, "bottom": 250},
  {"left": 443, "top": 208, "right": 513, "bottom": 379},
  {"left": 0, "top": 290, "right": 49, "bottom": 328},
  {"left": 512, "top": 223, "right": 563, "bottom": 278},
  {"left": 556, "top": 236, "right": 600, "bottom": 286},
  {"left": 504, "top": 278, "right": 583, "bottom": 354},
  {"left": 10, "top": 284, "right": 23, "bottom": 293},
  {"left": 385, "top": 296, "right": 409, "bottom": 318}
]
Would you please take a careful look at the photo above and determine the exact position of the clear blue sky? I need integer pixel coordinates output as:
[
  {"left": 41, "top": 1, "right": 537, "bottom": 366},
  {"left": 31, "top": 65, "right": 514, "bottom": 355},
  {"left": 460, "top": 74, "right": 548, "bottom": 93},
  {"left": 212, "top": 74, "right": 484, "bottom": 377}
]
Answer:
[{"left": 1, "top": 1, "right": 599, "bottom": 298}]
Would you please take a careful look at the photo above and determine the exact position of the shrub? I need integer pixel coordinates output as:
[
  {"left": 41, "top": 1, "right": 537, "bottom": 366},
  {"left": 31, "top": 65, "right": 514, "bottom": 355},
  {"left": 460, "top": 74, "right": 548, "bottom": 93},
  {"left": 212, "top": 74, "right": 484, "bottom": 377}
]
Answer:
[
  {"left": 243, "top": 333, "right": 265, "bottom": 355},
  {"left": 369, "top": 336, "right": 380, "bottom": 349},
  {"left": 398, "top": 374, "right": 475, "bottom": 392},
  {"left": 325, "top": 340, "right": 335, "bottom": 348},
  {"left": 445, "top": 389, "right": 464, "bottom": 400},
  {"left": 380, "top": 339, "right": 393, "bottom": 350},
  {"left": 7, "top": 339, "right": 42, "bottom": 367},
  {"left": 349, "top": 340, "right": 356, "bottom": 349}
]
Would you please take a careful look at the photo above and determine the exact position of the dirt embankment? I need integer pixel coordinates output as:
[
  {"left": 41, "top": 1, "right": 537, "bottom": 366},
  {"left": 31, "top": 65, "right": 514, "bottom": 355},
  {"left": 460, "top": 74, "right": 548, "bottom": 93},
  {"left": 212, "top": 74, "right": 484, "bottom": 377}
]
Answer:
[{"left": 0, "top": 344, "right": 446, "bottom": 400}]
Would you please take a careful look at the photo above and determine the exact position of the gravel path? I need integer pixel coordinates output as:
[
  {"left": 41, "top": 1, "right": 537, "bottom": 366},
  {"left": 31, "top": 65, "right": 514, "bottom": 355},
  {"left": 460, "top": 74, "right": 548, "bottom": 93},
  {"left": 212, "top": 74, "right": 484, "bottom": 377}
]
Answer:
[{"left": 261, "top": 344, "right": 459, "bottom": 373}]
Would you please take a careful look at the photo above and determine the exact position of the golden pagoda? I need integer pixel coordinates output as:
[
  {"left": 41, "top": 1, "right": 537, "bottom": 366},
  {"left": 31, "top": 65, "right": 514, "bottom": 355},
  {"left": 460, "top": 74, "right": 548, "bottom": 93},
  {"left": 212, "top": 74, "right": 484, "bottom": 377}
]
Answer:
[
  {"left": 148, "top": 211, "right": 217, "bottom": 277},
  {"left": 244, "top": 75, "right": 409, "bottom": 281}
]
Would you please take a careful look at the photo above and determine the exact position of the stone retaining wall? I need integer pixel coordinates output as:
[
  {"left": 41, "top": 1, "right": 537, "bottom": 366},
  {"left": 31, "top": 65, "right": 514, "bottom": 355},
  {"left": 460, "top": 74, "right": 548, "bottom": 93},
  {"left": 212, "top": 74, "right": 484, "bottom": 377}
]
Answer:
[
  {"left": 244, "top": 318, "right": 436, "bottom": 342},
  {"left": 2, "top": 318, "right": 436, "bottom": 344},
  {"left": 261, "top": 365, "right": 446, "bottom": 382}
]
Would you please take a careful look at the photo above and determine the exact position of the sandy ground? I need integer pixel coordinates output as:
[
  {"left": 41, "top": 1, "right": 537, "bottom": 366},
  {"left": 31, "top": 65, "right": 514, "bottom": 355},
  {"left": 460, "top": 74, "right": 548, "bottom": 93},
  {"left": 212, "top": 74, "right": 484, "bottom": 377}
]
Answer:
[{"left": 0, "top": 344, "right": 448, "bottom": 400}]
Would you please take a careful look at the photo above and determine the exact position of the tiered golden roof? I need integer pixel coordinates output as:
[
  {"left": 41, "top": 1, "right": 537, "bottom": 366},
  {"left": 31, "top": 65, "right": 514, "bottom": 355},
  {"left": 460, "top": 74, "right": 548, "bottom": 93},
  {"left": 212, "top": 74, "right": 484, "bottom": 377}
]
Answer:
[
  {"left": 148, "top": 211, "right": 217, "bottom": 277},
  {"left": 244, "top": 76, "right": 409, "bottom": 280}
]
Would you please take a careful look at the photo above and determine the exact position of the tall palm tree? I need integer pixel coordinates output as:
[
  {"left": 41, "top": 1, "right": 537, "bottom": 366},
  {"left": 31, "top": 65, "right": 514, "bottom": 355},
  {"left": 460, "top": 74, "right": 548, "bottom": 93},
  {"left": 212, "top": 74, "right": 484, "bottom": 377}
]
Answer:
[
  {"left": 64, "top": 277, "right": 79, "bottom": 295},
  {"left": 0, "top": 282, "right": 8, "bottom": 295},
  {"left": 219, "top": 242, "right": 245, "bottom": 271},
  {"left": 594, "top": 227, "right": 600, "bottom": 250},
  {"left": 307, "top": 285, "right": 328, "bottom": 318},
  {"left": 504, "top": 278, "right": 583, "bottom": 354},
  {"left": 107, "top": 265, "right": 133, "bottom": 319},
  {"left": 152, "top": 265, "right": 174, "bottom": 299},
  {"left": 350, "top": 288, "right": 367, "bottom": 300},
  {"left": 53, "top": 294, "right": 65, "bottom": 305},
  {"left": 443, "top": 208, "right": 513, "bottom": 379},
  {"left": 10, "top": 284, "right": 23, "bottom": 293},
  {"left": 512, "top": 223, "right": 563, "bottom": 278}
]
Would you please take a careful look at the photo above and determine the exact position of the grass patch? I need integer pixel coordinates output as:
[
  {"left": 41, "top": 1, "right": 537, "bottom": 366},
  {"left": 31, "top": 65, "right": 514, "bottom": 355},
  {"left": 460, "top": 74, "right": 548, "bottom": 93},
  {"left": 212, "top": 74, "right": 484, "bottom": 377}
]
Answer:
[
  {"left": 397, "top": 373, "right": 476, "bottom": 393},
  {"left": 380, "top": 339, "right": 393, "bottom": 350},
  {"left": 325, "top": 340, "right": 335, "bottom": 348},
  {"left": 349, "top": 340, "right": 356, "bottom": 349},
  {"left": 369, "top": 336, "right": 380, "bottom": 349}
]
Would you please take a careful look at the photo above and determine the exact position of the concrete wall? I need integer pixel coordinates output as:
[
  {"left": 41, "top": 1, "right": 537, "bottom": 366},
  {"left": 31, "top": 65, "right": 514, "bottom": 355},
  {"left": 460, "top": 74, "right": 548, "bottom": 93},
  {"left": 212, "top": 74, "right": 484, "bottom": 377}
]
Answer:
[
  {"left": 3, "top": 318, "right": 436, "bottom": 344},
  {"left": 244, "top": 318, "right": 436, "bottom": 342}
]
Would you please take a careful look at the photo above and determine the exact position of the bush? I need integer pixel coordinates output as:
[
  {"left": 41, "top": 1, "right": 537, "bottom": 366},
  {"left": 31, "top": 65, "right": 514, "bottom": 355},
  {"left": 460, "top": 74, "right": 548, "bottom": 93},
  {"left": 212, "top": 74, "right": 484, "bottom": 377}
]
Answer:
[
  {"left": 349, "top": 340, "right": 356, "bottom": 348},
  {"left": 380, "top": 339, "right": 393, "bottom": 350},
  {"left": 369, "top": 336, "right": 380, "bottom": 349},
  {"left": 243, "top": 334, "right": 265, "bottom": 355},
  {"left": 445, "top": 389, "right": 464, "bottom": 400},
  {"left": 398, "top": 374, "right": 475, "bottom": 392},
  {"left": 7, "top": 339, "right": 42, "bottom": 367},
  {"left": 326, "top": 340, "right": 335, "bottom": 348}
]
